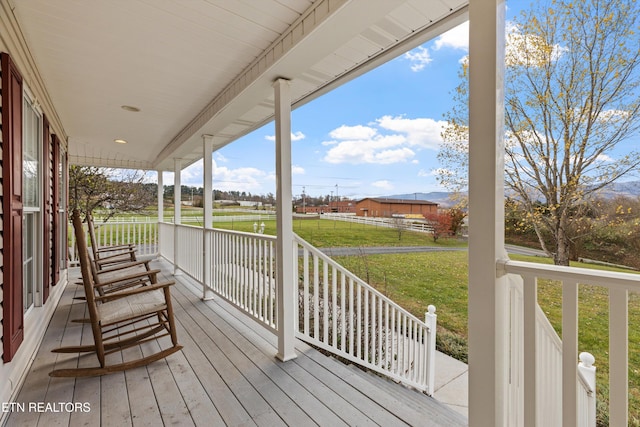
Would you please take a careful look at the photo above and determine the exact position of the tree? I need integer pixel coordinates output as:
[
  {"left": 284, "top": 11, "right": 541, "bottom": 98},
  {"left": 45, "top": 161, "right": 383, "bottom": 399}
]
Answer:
[
  {"left": 391, "top": 217, "right": 408, "bottom": 241},
  {"left": 69, "top": 166, "right": 155, "bottom": 220},
  {"left": 447, "top": 208, "right": 466, "bottom": 236},
  {"left": 438, "top": 0, "right": 640, "bottom": 265},
  {"left": 424, "top": 211, "right": 454, "bottom": 242}
]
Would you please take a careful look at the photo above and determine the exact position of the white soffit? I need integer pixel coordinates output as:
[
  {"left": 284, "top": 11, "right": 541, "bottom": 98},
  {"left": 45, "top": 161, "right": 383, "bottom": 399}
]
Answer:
[{"left": 10, "top": 0, "right": 468, "bottom": 171}]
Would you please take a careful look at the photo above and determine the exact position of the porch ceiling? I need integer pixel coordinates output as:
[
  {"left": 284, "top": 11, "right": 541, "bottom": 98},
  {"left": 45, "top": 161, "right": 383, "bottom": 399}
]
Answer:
[{"left": 11, "top": 0, "right": 467, "bottom": 171}]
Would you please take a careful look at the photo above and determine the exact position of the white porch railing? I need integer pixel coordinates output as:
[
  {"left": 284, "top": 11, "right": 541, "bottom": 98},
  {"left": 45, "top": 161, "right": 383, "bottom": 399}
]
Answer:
[
  {"left": 159, "top": 223, "right": 278, "bottom": 332},
  {"left": 507, "top": 273, "right": 596, "bottom": 427},
  {"left": 175, "top": 224, "right": 205, "bottom": 282},
  {"left": 294, "top": 234, "right": 438, "bottom": 395},
  {"left": 500, "top": 259, "right": 639, "bottom": 427},
  {"left": 156, "top": 223, "right": 438, "bottom": 394},
  {"left": 68, "top": 220, "right": 158, "bottom": 265},
  {"left": 208, "top": 228, "right": 278, "bottom": 332},
  {"left": 67, "top": 217, "right": 634, "bottom": 421},
  {"left": 158, "top": 222, "right": 174, "bottom": 263}
]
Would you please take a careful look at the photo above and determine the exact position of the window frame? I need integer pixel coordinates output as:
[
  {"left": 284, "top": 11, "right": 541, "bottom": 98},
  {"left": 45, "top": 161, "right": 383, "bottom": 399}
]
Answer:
[{"left": 22, "top": 85, "right": 44, "bottom": 311}]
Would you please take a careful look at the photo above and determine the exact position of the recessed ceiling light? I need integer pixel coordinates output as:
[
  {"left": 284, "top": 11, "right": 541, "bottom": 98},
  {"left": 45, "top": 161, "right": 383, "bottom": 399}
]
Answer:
[
  {"left": 114, "top": 139, "right": 128, "bottom": 144},
  {"left": 121, "top": 105, "right": 140, "bottom": 112}
]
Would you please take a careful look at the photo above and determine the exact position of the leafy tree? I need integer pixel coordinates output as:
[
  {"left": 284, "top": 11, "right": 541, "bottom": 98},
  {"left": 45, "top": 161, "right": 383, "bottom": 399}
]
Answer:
[
  {"left": 447, "top": 208, "right": 467, "bottom": 236},
  {"left": 69, "top": 166, "right": 155, "bottom": 220},
  {"left": 424, "top": 211, "right": 454, "bottom": 242},
  {"left": 439, "top": 0, "right": 640, "bottom": 265}
]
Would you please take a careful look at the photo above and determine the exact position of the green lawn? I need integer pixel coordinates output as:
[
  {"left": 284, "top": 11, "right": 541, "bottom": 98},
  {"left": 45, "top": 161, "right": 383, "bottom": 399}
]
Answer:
[
  {"left": 214, "top": 216, "right": 467, "bottom": 248},
  {"left": 93, "top": 210, "right": 637, "bottom": 424}
]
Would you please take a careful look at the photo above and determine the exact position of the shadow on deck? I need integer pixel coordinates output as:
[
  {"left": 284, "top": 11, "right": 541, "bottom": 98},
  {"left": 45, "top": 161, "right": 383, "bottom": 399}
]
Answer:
[{"left": 7, "top": 259, "right": 467, "bottom": 426}]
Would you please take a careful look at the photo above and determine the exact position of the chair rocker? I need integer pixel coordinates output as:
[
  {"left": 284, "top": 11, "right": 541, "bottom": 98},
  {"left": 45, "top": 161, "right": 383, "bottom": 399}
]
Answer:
[
  {"left": 86, "top": 212, "right": 137, "bottom": 269},
  {"left": 49, "top": 210, "right": 182, "bottom": 378}
]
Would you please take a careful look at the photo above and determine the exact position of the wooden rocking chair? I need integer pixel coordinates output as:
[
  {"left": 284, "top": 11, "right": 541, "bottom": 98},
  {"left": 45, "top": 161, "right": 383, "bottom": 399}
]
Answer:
[
  {"left": 90, "top": 258, "right": 158, "bottom": 297},
  {"left": 86, "top": 212, "right": 137, "bottom": 269},
  {"left": 49, "top": 210, "right": 182, "bottom": 377}
]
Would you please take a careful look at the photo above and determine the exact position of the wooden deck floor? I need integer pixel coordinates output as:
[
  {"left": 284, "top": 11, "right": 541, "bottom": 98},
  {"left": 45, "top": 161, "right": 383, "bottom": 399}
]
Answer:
[{"left": 7, "top": 260, "right": 467, "bottom": 427}]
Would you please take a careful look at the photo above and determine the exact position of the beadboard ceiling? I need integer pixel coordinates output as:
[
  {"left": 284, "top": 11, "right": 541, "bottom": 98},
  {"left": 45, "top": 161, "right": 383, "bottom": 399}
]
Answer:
[{"left": 11, "top": 0, "right": 467, "bottom": 171}]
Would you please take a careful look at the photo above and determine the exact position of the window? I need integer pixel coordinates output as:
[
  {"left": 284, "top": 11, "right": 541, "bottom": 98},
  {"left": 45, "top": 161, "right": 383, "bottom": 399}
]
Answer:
[
  {"left": 57, "top": 147, "right": 68, "bottom": 274},
  {"left": 22, "top": 88, "right": 42, "bottom": 312}
]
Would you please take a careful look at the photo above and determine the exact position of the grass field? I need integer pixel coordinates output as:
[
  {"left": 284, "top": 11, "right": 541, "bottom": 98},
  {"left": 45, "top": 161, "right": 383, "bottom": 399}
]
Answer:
[
  {"left": 332, "top": 250, "right": 639, "bottom": 426},
  {"left": 95, "top": 209, "right": 637, "bottom": 424},
  {"left": 214, "top": 216, "right": 467, "bottom": 248}
]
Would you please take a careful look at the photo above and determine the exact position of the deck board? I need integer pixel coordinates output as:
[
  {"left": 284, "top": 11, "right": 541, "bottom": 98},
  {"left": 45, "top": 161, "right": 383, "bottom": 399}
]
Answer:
[
  {"left": 7, "top": 259, "right": 467, "bottom": 427},
  {"left": 170, "top": 286, "right": 315, "bottom": 427}
]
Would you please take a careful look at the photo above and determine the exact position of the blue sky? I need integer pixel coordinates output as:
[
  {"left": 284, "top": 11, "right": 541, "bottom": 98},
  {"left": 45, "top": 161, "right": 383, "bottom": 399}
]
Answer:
[
  {"left": 160, "top": 2, "right": 639, "bottom": 200},
  {"left": 160, "top": 19, "right": 473, "bottom": 199}
]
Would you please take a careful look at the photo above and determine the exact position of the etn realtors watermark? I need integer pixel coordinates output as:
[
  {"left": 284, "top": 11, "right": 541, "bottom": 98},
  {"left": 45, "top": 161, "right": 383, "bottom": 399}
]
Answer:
[{"left": 2, "top": 401, "right": 91, "bottom": 413}]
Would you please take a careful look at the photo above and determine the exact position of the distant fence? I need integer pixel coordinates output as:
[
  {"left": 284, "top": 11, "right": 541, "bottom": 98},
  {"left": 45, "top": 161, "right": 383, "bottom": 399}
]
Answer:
[
  {"left": 162, "top": 215, "right": 277, "bottom": 225},
  {"left": 320, "top": 213, "right": 434, "bottom": 233}
]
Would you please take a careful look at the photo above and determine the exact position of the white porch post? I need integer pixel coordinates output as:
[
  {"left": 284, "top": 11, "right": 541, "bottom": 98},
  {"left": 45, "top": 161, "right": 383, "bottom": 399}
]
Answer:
[
  {"left": 468, "top": 1, "right": 508, "bottom": 426},
  {"left": 174, "top": 158, "right": 182, "bottom": 275},
  {"left": 157, "top": 171, "right": 164, "bottom": 221},
  {"left": 202, "top": 135, "right": 215, "bottom": 300},
  {"left": 157, "top": 170, "right": 163, "bottom": 258},
  {"left": 273, "top": 78, "right": 296, "bottom": 362}
]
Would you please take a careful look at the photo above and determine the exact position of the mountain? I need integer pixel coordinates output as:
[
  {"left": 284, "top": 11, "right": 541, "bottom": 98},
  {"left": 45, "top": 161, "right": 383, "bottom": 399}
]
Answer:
[
  {"left": 596, "top": 180, "right": 640, "bottom": 199},
  {"left": 385, "top": 181, "right": 640, "bottom": 207}
]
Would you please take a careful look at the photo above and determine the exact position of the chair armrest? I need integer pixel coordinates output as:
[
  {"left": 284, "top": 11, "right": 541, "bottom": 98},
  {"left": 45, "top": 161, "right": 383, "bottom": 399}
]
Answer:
[
  {"left": 94, "top": 269, "right": 161, "bottom": 287},
  {"left": 95, "top": 281, "right": 175, "bottom": 301},
  {"left": 95, "top": 255, "right": 137, "bottom": 267}
]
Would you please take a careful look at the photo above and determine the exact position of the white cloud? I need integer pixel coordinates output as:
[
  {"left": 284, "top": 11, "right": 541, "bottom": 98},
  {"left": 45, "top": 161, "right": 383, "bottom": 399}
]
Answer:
[
  {"left": 214, "top": 152, "right": 228, "bottom": 163},
  {"left": 595, "top": 154, "right": 615, "bottom": 163},
  {"left": 372, "top": 180, "right": 394, "bottom": 190},
  {"left": 212, "top": 164, "right": 271, "bottom": 192},
  {"left": 173, "top": 158, "right": 272, "bottom": 193},
  {"left": 403, "top": 46, "right": 432, "bottom": 72},
  {"left": 597, "top": 109, "right": 631, "bottom": 123},
  {"left": 376, "top": 115, "right": 446, "bottom": 149},
  {"left": 433, "top": 21, "right": 469, "bottom": 51},
  {"left": 403, "top": 22, "right": 469, "bottom": 71},
  {"left": 322, "top": 116, "right": 444, "bottom": 165},
  {"left": 324, "top": 134, "right": 413, "bottom": 164},
  {"left": 329, "top": 124, "right": 377, "bottom": 140},
  {"left": 181, "top": 160, "right": 204, "bottom": 185},
  {"left": 505, "top": 23, "right": 566, "bottom": 67},
  {"left": 430, "top": 21, "right": 568, "bottom": 68},
  {"left": 177, "top": 157, "right": 273, "bottom": 193},
  {"left": 265, "top": 131, "right": 306, "bottom": 141},
  {"left": 291, "top": 131, "right": 306, "bottom": 141},
  {"left": 423, "top": 168, "right": 453, "bottom": 178},
  {"left": 292, "top": 165, "right": 305, "bottom": 175}
]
